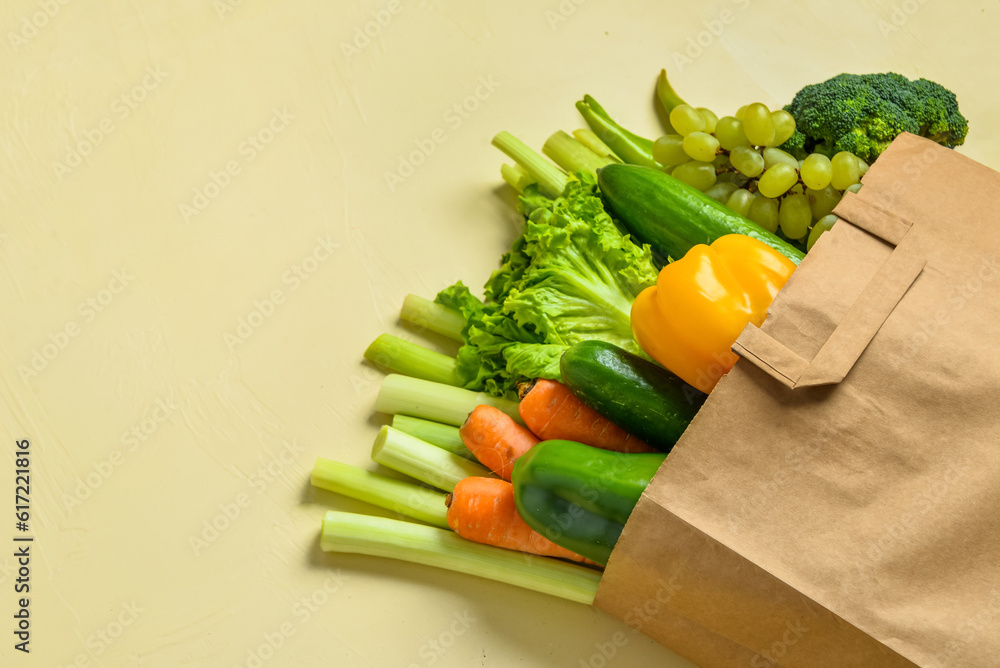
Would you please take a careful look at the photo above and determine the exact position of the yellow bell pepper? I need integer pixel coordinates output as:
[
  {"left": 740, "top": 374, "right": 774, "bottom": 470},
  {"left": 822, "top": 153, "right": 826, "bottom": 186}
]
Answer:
[{"left": 630, "top": 234, "right": 796, "bottom": 394}]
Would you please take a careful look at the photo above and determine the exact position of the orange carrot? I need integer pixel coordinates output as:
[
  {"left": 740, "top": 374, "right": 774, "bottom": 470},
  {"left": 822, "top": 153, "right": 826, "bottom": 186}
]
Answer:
[
  {"left": 446, "top": 477, "right": 593, "bottom": 564},
  {"left": 517, "top": 379, "right": 654, "bottom": 453},
  {"left": 459, "top": 405, "right": 539, "bottom": 480}
]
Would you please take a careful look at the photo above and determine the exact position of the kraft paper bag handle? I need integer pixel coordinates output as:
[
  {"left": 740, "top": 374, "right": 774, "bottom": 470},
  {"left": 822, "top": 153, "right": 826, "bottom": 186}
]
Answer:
[{"left": 732, "top": 192, "right": 927, "bottom": 389}]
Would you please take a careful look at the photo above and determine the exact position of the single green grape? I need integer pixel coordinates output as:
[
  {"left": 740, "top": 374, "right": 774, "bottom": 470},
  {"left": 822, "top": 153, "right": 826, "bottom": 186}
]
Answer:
[
  {"left": 747, "top": 194, "right": 779, "bottom": 233},
  {"left": 730, "top": 146, "right": 765, "bottom": 178},
  {"left": 671, "top": 160, "right": 717, "bottom": 191},
  {"left": 715, "top": 116, "right": 750, "bottom": 151},
  {"left": 669, "top": 104, "right": 707, "bottom": 136},
  {"left": 716, "top": 171, "right": 749, "bottom": 187},
  {"left": 696, "top": 107, "right": 719, "bottom": 134},
  {"left": 682, "top": 131, "right": 720, "bottom": 163},
  {"left": 807, "top": 214, "right": 838, "bottom": 251},
  {"left": 735, "top": 105, "right": 748, "bottom": 120},
  {"left": 742, "top": 103, "right": 775, "bottom": 147},
  {"left": 846, "top": 183, "right": 863, "bottom": 194},
  {"left": 779, "top": 193, "right": 812, "bottom": 240},
  {"left": 831, "top": 151, "right": 861, "bottom": 190},
  {"left": 725, "top": 188, "right": 755, "bottom": 217},
  {"left": 771, "top": 110, "right": 796, "bottom": 146},
  {"left": 704, "top": 181, "right": 739, "bottom": 204},
  {"left": 800, "top": 153, "right": 833, "bottom": 190},
  {"left": 757, "top": 163, "right": 798, "bottom": 198},
  {"left": 806, "top": 185, "right": 842, "bottom": 219},
  {"left": 652, "top": 134, "right": 688, "bottom": 167},
  {"left": 762, "top": 148, "right": 798, "bottom": 170}
]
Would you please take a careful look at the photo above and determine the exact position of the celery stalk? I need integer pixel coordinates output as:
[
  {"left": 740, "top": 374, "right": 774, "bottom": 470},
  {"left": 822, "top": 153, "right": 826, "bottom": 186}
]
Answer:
[
  {"left": 543, "top": 130, "right": 614, "bottom": 176},
  {"left": 500, "top": 162, "right": 536, "bottom": 194},
  {"left": 492, "top": 131, "right": 569, "bottom": 197},
  {"left": 573, "top": 129, "right": 620, "bottom": 162},
  {"left": 364, "top": 333, "right": 460, "bottom": 386},
  {"left": 400, "top": 294, "right": 465, "bottom": 342},
  {"left": 311, "top": 458, "right": 450, "bottom": 528},
  {"left": 321, "top": 511, "right": 601, "bottom": 604},
  {"left": 391, "top": 414, "right": 473, "bottom": 460},
  {"left": 371, "top": 426, "right": 491, "bottom": 492},
  {"left": 375, "top": 374, "right": 522, "bottom": 426}
]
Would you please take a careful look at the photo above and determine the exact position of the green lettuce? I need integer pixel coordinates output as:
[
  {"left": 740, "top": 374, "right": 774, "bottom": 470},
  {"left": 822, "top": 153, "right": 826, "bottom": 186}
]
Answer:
[{"left": 436, "top": 173, "right": 657, "bottom": 399}]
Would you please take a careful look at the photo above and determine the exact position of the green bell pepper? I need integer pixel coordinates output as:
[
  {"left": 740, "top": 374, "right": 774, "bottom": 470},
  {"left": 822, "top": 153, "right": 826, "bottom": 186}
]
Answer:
[{"left": 511, "top": 440, "right": 666, "bottom": 566}]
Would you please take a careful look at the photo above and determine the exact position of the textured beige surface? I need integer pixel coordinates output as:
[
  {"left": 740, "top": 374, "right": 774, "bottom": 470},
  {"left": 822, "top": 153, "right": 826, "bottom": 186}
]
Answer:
[{"left": 0, "top": 1, "right": 996, "bottom": 666}]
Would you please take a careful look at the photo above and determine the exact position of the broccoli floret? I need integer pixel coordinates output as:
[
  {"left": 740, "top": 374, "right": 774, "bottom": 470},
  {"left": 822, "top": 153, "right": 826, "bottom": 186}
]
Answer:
[{"left": 780, "top": 73, "right": 969, "bottom": 163}]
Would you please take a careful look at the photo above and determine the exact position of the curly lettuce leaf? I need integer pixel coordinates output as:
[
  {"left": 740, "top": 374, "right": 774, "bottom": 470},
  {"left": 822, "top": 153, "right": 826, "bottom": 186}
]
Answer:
[{"left": 437, "top": 174, "right": 656, "bottom": 398}]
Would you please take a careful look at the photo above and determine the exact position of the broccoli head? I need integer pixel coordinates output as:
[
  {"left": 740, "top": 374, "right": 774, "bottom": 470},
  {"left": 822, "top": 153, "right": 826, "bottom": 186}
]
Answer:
[{"left": 780, "top": 72, "right": 969, "bottom": 163}]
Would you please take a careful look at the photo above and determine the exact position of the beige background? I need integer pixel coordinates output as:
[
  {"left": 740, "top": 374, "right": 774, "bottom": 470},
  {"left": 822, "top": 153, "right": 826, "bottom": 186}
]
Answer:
[{"left": 0, "top": 0, "right": 996, "bottom": 666}]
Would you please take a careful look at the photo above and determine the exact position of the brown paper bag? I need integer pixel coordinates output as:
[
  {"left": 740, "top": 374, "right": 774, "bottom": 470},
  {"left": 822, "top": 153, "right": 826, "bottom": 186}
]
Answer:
[{"left": 595, "top": 133, "right": 1000, "bottom": 668}]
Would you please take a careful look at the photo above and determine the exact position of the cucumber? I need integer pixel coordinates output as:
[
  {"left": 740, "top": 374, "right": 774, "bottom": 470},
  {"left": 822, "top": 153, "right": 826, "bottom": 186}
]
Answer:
[
  {"left": 560, "top": 340, "right": 705, "bottom": 453},
  {"left": 597, "top": 163, "right": 805, "bottom": 265}
]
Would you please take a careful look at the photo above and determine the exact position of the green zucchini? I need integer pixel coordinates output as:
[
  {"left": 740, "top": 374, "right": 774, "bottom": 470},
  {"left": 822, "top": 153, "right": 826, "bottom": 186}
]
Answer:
[
  {"left": 560, "top": 340, "right": 705, "bottom": 453},
  {"left": 597, "top": 163, "right": 805, "bottom": 265}
]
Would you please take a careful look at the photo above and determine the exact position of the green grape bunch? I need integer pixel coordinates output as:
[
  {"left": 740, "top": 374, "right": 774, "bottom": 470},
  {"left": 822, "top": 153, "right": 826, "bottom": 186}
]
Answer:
[{"left": 652, "top": 102, "right": 866, "bottom": 251}]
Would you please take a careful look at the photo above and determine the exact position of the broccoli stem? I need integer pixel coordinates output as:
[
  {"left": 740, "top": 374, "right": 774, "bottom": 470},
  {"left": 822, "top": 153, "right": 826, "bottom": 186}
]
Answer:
[
  {"left": 500, "top": 163, "right": 536, "bottom": 194},
  {"left": 311, "top": 458, "right": 450, "bottom": 528},
  {"left": 542, "top": 131, "right": 615, "bottom": 176},
  {"left": 391, "top": 414, "right": 474, "bottom": 460},
  {"left": 400, "top": 294, "right": 465, "bottom": 342},
  {"left": 371, "top": 425, "right": 492, "bottom": 492},
  {"left": 364, "top": 334, "right": 460, "bottom": 386},
  {"left": 375, "top": 374, "right": 522, "bottom": 426},
  {"left": 492, "top": 131, "right": 570, "bottom": 197},
  {"left": 321, "top": 511, "right": 602, "bottom": 604}
]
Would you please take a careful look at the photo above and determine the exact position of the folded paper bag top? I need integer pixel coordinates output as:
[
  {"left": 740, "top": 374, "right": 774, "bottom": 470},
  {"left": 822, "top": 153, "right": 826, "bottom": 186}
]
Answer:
[{"left": 594, "top": 133, "right": 1000, "bottom": 668}]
